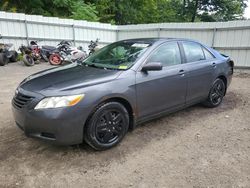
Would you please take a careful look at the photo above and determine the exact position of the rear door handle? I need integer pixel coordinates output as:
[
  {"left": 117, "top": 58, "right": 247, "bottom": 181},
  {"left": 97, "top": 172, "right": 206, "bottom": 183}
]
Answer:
[
  {"left": 212, "top": 62, "right": 216, "bottom": 68},
  {"left": 178, "top": 69, "right": 185, "bottom": 76}
]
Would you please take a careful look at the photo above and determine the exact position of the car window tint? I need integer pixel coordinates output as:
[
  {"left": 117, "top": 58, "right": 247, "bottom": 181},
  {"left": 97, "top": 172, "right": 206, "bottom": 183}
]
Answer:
[
  {"left": 203, "top": 47, "right": 215, "bottom": 59},
  {"left": 147, "top": 42, "right": 181, "bottom": 67},
  {"left": 183, "top": 42, "right": 205, "bottom": 63}
]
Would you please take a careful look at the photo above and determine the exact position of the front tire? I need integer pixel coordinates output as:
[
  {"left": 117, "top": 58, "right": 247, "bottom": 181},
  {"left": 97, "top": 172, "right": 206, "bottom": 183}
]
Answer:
[
  {"left": 0, "top": 53, "right": 9, "bottom": 66},
  {"left": 84, "top": 102, "right": 129, "bottom": 150},
  {"left": 23, "top": 54, "right": 35, "bottom": 66},
  {"left": 203, "top": 78, "right": 226, "bottom": 108}
]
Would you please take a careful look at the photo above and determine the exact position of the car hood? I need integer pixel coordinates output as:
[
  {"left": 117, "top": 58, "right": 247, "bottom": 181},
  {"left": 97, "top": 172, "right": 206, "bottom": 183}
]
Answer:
[{"left": 20, "top": 63, "right": 122, "bottom": 94}]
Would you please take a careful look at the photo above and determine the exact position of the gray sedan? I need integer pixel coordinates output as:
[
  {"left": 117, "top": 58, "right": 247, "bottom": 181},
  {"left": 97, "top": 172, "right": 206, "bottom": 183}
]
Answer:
[{"left": 12, "top": 38, "right": 234, "bottom": 150}]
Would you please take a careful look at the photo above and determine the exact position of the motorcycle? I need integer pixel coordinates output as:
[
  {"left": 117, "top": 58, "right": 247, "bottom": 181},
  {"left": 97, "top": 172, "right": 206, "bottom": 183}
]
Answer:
[
  {"left": 88, "top": 38, "right": 99, "bottom": 55},
  {"left": 19, "top": 40, "right": 56, "bottom": 66},
  {"left": 0, "top": 35, "right": 18, "bottom": 66},
  {"left": 30, "top": 41, "right": 56, "bottom": 62},
  {"left": 19, "top": 44, "right": 37, "bottom": 66},
  {"left": 49, "top": 41, "right": 87, "bottom": 66}
]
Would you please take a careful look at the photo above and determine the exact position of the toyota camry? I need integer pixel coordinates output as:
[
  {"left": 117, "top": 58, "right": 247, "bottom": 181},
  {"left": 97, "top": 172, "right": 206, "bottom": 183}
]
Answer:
[{"left": 12, "top": 38, "right": 234, "bottom": 150}]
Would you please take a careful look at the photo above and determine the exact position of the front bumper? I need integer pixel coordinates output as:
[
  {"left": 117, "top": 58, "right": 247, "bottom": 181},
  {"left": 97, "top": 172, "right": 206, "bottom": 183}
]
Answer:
[{"left": 12, "top": 90, "right": 91, "bottom": 145}]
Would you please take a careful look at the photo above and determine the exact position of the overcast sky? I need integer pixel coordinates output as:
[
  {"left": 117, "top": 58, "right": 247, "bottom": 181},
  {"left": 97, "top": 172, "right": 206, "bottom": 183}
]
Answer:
[{"left": 245, "top": 0, "right": 250, "bottom": 18}]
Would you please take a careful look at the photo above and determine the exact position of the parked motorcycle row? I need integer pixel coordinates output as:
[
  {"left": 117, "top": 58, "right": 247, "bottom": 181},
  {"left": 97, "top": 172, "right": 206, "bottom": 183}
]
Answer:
[
  {"left": 0, "top": 35, "right": 18, "bottom": 66},
  {"left": 0, "top": 34, "right": 99, "bottom": 66}
]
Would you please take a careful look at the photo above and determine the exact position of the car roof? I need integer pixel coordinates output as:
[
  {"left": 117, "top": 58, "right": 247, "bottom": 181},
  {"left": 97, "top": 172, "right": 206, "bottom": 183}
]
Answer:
[{"left": 120, "top": 38, "right": 199, "bottom": 44}]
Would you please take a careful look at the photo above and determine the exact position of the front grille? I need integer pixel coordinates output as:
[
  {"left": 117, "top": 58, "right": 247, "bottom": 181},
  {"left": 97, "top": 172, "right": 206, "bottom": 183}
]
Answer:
[{"left": 13, "top": 92, "right": 34, "bottom": 109}]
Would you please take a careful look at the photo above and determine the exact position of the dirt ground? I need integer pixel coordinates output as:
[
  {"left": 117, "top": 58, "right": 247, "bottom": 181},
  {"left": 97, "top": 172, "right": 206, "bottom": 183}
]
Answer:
[{"left": 0, "top": 62, "right": 249, "bottom": 188}]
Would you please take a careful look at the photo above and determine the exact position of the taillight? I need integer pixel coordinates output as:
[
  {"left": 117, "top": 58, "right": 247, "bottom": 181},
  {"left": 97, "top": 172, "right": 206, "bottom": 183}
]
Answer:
[{"left": 228, "top": 60, "right": 234, "bottom": 75}]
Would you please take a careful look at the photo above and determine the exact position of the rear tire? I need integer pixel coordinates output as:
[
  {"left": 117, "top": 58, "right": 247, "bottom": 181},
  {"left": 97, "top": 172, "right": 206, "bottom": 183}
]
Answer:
[
  {"left": 49, "top": 53, "right": 62, "bottom": 65},
  {"left": 0, "top": 53, "right": 8, "bottom": 66},
  {"left": 203, "top": 78, "right": 226, "bottom": 108},
  {"left": 23, "top": 54, "right": 35, "bottom": 66},
  {"left": 9, "top": 51, "right": 18, "bottom": 62},
  {"left": 84, "top": 102, "right": 129, "bottom": 150}
]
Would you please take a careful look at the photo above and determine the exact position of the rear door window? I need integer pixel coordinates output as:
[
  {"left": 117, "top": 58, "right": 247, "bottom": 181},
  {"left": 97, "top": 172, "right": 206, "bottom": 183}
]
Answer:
[{"left": 182, "top": 42, "right": 205, "bottom": 63}]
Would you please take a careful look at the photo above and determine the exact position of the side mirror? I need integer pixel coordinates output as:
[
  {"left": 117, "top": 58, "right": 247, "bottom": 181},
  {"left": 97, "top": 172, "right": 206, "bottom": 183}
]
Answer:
[
  {"left": 141, "top": 62, "right": 163, "bottom": 72},
  {"left": 0, "top": 34, "right": 2, "bottom": 39}
]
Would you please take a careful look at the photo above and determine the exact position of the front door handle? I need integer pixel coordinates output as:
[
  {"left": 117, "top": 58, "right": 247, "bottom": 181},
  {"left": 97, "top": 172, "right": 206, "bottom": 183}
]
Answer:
[{"left": 178, "top": 69, "right": 185, "bottom": 76}]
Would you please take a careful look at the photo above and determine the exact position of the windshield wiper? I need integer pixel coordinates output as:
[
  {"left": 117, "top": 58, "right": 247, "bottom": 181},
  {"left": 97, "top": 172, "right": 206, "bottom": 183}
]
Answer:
[
  {"left": 83, "top": 61, "right": 122, "bottom": 71},
  {"left": 86, "top": 63, "right": 104, "bottom": 69}
]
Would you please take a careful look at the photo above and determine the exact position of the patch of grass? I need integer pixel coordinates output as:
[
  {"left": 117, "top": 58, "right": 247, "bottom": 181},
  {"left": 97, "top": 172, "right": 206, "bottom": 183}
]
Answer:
[{"left": 17, "top": 53, "right": 23, "bottom": 61}]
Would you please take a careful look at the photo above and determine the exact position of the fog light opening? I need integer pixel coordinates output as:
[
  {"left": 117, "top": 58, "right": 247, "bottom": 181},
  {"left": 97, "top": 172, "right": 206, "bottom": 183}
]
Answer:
[{"left": 41, "top": 132, "right": 56, "bottom": 139}]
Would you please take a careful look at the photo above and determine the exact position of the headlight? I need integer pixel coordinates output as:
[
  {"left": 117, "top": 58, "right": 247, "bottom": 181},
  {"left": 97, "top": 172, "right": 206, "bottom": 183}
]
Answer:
[{"left": 35, "top": 94, "right": 84, "bottom": 110}]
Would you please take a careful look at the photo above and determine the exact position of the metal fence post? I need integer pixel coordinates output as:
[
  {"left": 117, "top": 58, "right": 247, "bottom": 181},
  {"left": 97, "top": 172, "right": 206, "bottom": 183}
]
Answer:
[
  {"left": 24, "top": 20, "right": 29, "bottom": 45},
  {"left": 157, "top": 28, "right": 161, "bottom": 38},
  {"left": 211, "top": 27, "right": 217, "bottom": 48},
  {"left": 116, "top": 29, "right": 119, "bottom": 41},
  {"left": 72, "top": 24, "right": 76, "bottom": 45}
]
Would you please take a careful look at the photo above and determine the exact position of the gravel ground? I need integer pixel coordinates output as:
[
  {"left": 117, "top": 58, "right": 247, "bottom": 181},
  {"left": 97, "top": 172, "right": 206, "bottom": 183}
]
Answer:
[{"left": 0, "top": 62, "right": 249, "bottom": 188}]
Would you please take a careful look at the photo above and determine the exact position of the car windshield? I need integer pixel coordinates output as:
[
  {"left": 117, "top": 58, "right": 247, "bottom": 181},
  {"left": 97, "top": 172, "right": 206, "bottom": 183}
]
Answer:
[{"left": 83, "top": 41, "right": 152, "bottom": 70}]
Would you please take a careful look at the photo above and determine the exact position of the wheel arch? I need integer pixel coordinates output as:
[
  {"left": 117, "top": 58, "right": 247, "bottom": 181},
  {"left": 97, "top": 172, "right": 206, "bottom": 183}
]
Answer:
[
  {"left": 217, "top": 74, "right": 227, "bottom": 95},
  {"left": 86, "top": 96, "right": 136, "bottom": 131},
  {"left": 104, "top": 97, "right": 135, "bottom": 130}
]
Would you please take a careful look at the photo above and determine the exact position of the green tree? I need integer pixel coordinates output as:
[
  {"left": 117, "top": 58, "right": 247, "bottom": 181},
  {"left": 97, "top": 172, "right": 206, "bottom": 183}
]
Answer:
[
  {"left": 86, "top": 0, "right": 184, "bottom": 24},
  {"left": 70, "top": 1, "right": 98, "bottom": 21},
  {"left": 0, "top": 0, "right": 248, "bottom": 23},
  {"left": 0, "top": 0, "right": 99, "bottom": 21},
  {"left": 182, "top": 0, "right": 247, "bottom": 22}
]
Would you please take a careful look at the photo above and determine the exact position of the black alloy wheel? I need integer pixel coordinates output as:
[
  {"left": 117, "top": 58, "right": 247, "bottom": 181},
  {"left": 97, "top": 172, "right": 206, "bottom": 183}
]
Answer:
[
  {"left": 96, "top": 110, "right": 125, "bottom": 143},
  {"left": 203, "top": 78, "right": 226, "bottom": 107},
  {"left": 84, "top": 102, "right": 129, "bottom": 150}
]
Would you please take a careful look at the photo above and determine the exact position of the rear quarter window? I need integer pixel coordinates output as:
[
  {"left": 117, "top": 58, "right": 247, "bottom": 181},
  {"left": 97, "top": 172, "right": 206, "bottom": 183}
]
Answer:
[{"left": 203, "top": 47, "right": 215, "bottom": 60}]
